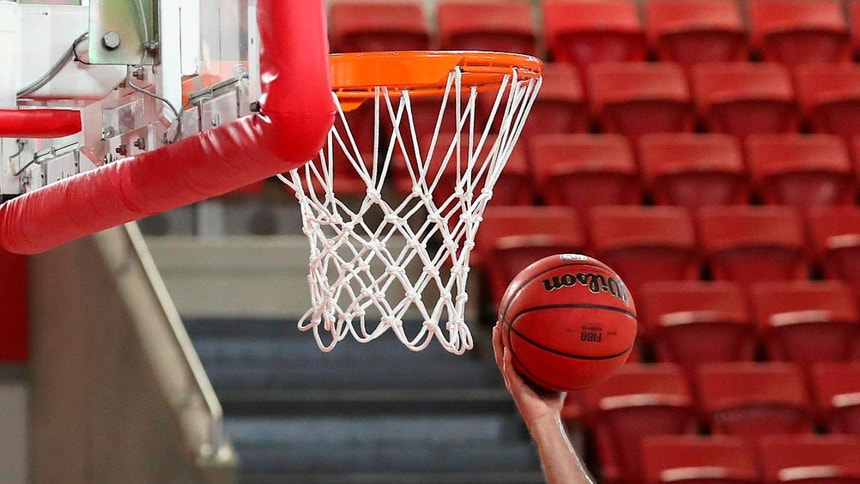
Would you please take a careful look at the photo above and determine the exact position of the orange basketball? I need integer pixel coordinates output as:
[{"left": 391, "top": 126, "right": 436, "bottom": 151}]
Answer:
[{"left": 498, "top": 254, "right": 637, "bottom": 391}]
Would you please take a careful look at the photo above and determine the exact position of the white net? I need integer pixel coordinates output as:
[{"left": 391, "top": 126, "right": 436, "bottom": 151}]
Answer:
[{"left": 280, "top": 61, "right": 541, "bottom": 354}]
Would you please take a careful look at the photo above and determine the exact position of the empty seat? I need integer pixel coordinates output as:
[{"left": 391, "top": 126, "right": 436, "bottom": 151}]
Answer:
[
  {"left": 644, "top": 0, "right": 750, "bottom": 67},
  {"left": 696, "top": 205, "right": 808, "bottom": 285},
  {"left": 639, "top": 281, "right": 756, "bottom": 367},
  {"left": 542, "top": 0, "right": 646, "bottom": 71},
  {"left": 690, "top": 62, "right": 799, "bottom": 139},
  {"left": 746, "top": 134, "right": 855, "bottom": 212},
  {"left": 810, "top": 362, "right": 860, "bottom": 434},
  {"left": 588, "top": 62, "right": 695, "bottom": 138},
  {"left": 794, "top": 63, "right": 860, "bottom": 141},
  {"left": 436, "top": 1, "right": 537, "bottom": 55},
  {"left": 392, "top": 133, "right": 533, "bottom": 206},
  {"left": 474, "top": 205, "right": 587, "bottom": 309},
  {"left": 806, "top": 205, "right": 860, "bottom": 290},
  {"left": 328, "top": 1, "right": 430, "bottom": 52},
  {"left": 757, "top": 434, "right": 860, "bottom": 484},
  {"left": 749, "top": 280, "right": 860, "bottom": 364},
  {"left": 584, "top": 363, "right": 698, "bottom": 484},
  {"left": 641, "top": 434, "right": 758, "bottom": 484},
  {"left": 529, "top": 133, "right": 640, "bottom": 210},
  {"left": 852, "top": 0, "right": 860, "bottom": 60},
  {"left": 748, "top": 0, "right": 851, "bottom": 66},
  {"left": 513, "top": 62, "right": 589, "bottom": 144},
  {"left": 589, "top": 205, "right": 700, "bottom": 294},
  {"left": 638, "top": 133, "right": 749, "bottom": 210},
  {"left": 695, "top": 362, "right": 814, "bottom": 438}
]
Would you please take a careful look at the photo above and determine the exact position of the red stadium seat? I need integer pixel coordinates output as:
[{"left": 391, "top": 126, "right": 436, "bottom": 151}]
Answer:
[
  {"left": 690, "top": 62, "right": 799, "bottom": 140},
  {"left": 638, "top": 133, "right": 749, "bottom": 211},
  {"left": 794, "top": 64, "right": 860, "bottom": 141},
  {"left": 588, "top": 62, "right": 695, "bottom": 139},
  {"left": 746, "top": 134, "right": 855, "bottom": 213},
  {"left": 806, "top": 205, "right": 860, "bottom": 290},
  {"left": 810, "top": 362, "right": 860, "bottom": 434},
  {"left": 474, "top": 205, "right": 587, "bottom": 309},
  {"left": 641, "top": 434, "right": 758, "bottom": 484},
  {"left": 748, "top": 0, "right": 851, "bottom": 66},
  {"left": 695, "top": 362, "right": 815, "bottom": 438},
  {"left": 644, "top": 0, "right": 750, "bottom": 68},
  {"left": 852, "top": 0, "right": 860, "bottom": 59},
  {"left": 436, "top": 1, "right": 537, "bottom": 55},
  {"left": 392, "top": 133, "right": 533, "bottom": 206},
  {"left": 584, "top": 363, "right": 698, "bottom": 484},
  {"left": 328, "top": 1, "right": 430, "bottom": 52},
  {"left": 542, "top": 0, "right": 647, "bottom": 71},
  {"left": 696, "top": 205, "right": 808, "bottom": 286},
  {"left": 756, "top": 434, "right": 860, "bottom": 484},
  {"left": 529, "top": 133, "right": 640, "bottom": 210},
  {"left": 639, "top": 281, "right": 756, "bottom": 368},
  {"left": 589, "top": 205, "right": 700, "bottom": 294},
  {"left": 513, "top": 63, "right": 589, "bottom": 145},
  {"left": 749, "top": 281, "right": 860, "bottom": 364}
]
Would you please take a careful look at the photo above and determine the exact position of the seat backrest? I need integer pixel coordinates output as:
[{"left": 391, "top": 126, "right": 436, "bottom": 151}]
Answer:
[
  {"left": 329, "top": 1, "right": 430, "bottom": 52},
  {"left": 644, "top": 0, "right": 749, "bottom": 66},
  {"left": 475, "top": 205, "right": 587, "bottom": 307},
  {"left": 696, "top": 205, "right": 807, "bottom": 284},
  {"left": 588, "top": 62, "right": 694, "bottom": 137},
  {"left": 810, "top": 361, "right": 860, "bottom": 434},
  {"left": 641, "top": 434, "right": 758, "bottom": 484},
  {"left": 589, "top": 205, "right": 699, "bottom": 292},
  {"left": 585, "top": 362, "right": 697, "bottom": 483},
  {"left": 542, "top": 0, "right": 646, "bottom": 68},
  {"left": 510, "top": 62, "right": 588, "bottom": 141},
  {"left": 690, "top": 62, "right": 798, "bottom": 138},
  {"left": 529, "top": 133, "right": 639, "bottom": 209},
  {"left": 638, "top": 133, "right": 748, "bottom": 209},
  {"left": 695, "top": 362, "right": 814, "bottom": 437},
  {"left": 746, "top": 134, "right": 855, "bottom": 211},
  {"left": 436, "top": 0, "right": 536, "bottom": 55},
  {"left": 794, "top": 63, "right": 860, "bottom": 140},
  {"left": 638, "top": 280, "right": 755, "bottom": 366},
  {"left": 748, "top": 0, "right": 851, "bottom": 66},
  {"left": 756, "top": 434, "right": 860, "bottom": 484},
  {"left": 749, "top": 280, "right": 860, "bottom": 363}
]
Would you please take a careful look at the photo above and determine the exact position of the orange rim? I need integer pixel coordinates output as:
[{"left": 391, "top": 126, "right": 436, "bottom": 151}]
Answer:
[{"left": 330, "top": 51, "right": 543, "bottom": 109}]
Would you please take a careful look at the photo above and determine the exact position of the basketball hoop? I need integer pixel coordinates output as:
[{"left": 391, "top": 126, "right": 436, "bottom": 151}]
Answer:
[{"left": 280, "top": 51, "right": 542, "bottom": 354}]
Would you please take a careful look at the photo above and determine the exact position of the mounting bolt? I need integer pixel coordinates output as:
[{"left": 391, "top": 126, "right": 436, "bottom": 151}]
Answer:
[
  {"left": 133, "top": 137, "right": 146, "bottom": 150},
  {"left": 115, "top": 144, "right": 127, "bottom": 156},
  {"left": 102, "top": 31, "right": 122, "bottom": 51}
]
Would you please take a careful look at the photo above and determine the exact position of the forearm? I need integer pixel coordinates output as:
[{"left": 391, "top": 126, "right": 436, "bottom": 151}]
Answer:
[{"left": 527, "top": 415, "right": 594, "bottom": 484}]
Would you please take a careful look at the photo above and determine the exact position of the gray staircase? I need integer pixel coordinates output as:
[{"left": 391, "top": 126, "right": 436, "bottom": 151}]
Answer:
[{"left": 185, "top": 317, "right": 546, "bottom": 483}]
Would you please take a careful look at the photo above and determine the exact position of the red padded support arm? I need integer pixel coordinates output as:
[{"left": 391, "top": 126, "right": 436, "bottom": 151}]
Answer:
[
  {"left": 0, "top": 109, "right": 82, "bottom": 138},
  {"left": 0, "top": 0, "right": 335, "bottom": 254}
]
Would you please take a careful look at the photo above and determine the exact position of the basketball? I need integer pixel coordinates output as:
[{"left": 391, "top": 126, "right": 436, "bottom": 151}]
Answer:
[{"left": 498, "top": 254, "right": 637, "bottom": 391}]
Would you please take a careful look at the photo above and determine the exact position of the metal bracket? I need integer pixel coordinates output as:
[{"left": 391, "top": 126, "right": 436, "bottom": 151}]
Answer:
[{"left": 89, "top": 0, "right": 160, "bottom": 65}]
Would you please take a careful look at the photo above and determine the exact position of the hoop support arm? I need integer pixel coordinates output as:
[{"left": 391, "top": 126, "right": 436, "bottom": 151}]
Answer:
[
  {"left": 0, "top": 0, "right": 335, "bottom": 254},
  {"left": 0, "top": 109, "right": 82, "bottom": 138}
]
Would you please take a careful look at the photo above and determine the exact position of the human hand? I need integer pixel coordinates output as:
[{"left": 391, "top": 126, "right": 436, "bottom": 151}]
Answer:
[{"left": 492, "top": 324, "right": 566, "bottom": 427}]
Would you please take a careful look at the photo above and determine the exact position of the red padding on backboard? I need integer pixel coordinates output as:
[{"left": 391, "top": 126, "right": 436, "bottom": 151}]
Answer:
[
  {"left": 0, "top": 0, "right": 335, "bottom": 254},
  {"left": 0, "top": 109, "right": 82, "bottom": 138},
  {"left": 0, "top": 248, "right": 27, "bottom": 363}
]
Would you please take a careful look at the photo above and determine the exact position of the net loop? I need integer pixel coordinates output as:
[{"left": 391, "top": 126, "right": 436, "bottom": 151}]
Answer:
[{"left": 281, "top": 51, "right": 541, "bottom": 354}]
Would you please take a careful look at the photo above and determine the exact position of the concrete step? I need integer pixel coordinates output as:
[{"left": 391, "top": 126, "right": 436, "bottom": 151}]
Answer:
[
  {"left": 232, "top": 441, "right": 541, "bottom": 474},
  {"left": 240, "top": 470, "right": 547, "bottom": 484},
  {"left": 205, "top": 360, "right": 501, "bottom": 392}
]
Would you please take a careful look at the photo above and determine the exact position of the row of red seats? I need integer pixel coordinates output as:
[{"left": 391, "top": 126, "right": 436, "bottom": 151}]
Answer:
[
  {"left": 533, "top": 61, "right": 860, "bottom": 141},
  {"left": 474, "top": 204, "right": 860, "bottom": 303},
  {"left": 562, "top": 361, "right": 860, "bottom": 482},
  {"left": 494, "top": 132, "right": 860, "bottom": 212},
  {"left": 329, "top": 0, "right": 860, "bottom": 69},
  {"left": 637, "top": 280, "right": 860, "bottom": 367},
  {"left": 642, "top": 433, "right": 860, "bottom": 484}
]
